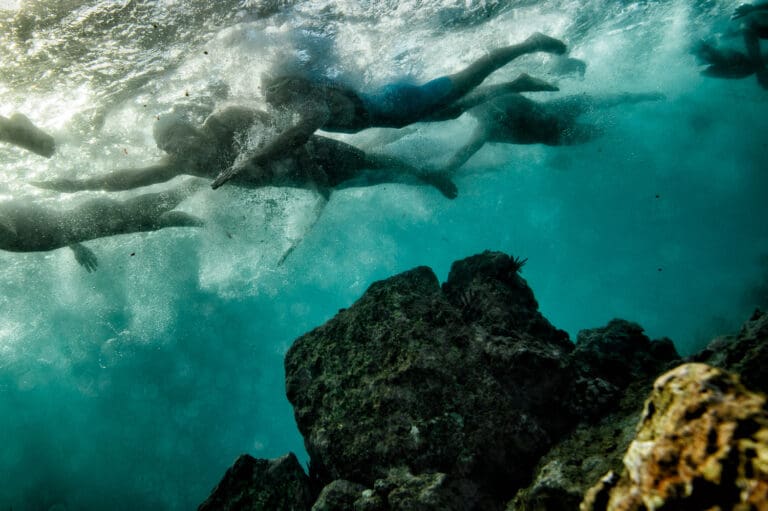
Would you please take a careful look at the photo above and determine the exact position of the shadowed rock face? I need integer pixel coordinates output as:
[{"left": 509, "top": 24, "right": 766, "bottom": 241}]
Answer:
[
  {"left": 581, "top": 363, "right": 768, "bottom": 511},
  {"left": 197, "top": 453, "right": 312, "bottom": 511},
  {"left": 285, "top": 251, "right": 574, "bottom": 501},
  {"left": 693, "top": 308, "right": 768, "bottom": 395}
]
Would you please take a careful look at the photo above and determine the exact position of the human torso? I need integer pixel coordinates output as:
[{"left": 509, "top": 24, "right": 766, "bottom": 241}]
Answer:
[{"left": 477, "top": 94, "right": 563, "bottom": 145}]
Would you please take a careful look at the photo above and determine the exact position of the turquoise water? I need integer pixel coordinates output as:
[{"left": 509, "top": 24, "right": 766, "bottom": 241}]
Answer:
[{"left": 1, "top": 1, "right": 766, "bottom": 509}]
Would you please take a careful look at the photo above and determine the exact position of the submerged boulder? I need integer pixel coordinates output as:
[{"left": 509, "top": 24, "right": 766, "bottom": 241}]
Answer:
[
  {"left": 510, "top": 320, "right": 681, "bottom": 510},
  {"left": 197, "top": 453, "right": 312, "bottom": 511},
  {"left": 581, "top": 363, "right": 768, "bottom": 511},
  {"left": 199, "top": 251, "right": 766, "bottom": 511},
  {"left": 693, "top": 308, "right": 768, "bottom": 394},
  {"left": 285, "top": 251, "right": 574, "bottom": 501}
]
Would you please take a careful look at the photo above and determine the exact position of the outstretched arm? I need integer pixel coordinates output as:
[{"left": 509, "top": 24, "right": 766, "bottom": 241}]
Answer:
[
  {"left": 211, "top": 102, "right": 330, "bottom": 189},
  {"left": 69, "top": 243, "right": 98, "bottom": 272},
  {"left": 35, "top": 161, "right": 183, "bottom": 192},
  {"left": 0, "top": 113, "right": 56, "bottom": 157}
]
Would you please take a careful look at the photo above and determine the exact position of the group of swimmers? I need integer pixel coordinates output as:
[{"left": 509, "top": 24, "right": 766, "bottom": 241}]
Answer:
[{"left": 0, "top": 2, "right": 765, "bottom": 271}]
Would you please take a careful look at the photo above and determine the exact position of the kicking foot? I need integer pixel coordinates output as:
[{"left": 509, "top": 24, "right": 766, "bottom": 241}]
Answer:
[
  {"left": 512, "top": 73, "right": 559, "bottom": 92},
  {"left": 420, "top": 172, "right": 458, "bottom": 199},
  {"left": 757, "top": 68, "right": 768, "bottom": 89},
  {"left": 525, "top": 32, "right": 567, "bottom": 55}
]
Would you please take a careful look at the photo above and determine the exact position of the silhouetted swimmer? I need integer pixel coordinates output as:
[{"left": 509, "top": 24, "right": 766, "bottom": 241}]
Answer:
[
  {"left": 0, "top": 112, "right": 56, "bottom": 157},
  {"left": 0, "top": 181, "right": 203, "bottom": 271},
  {"left": 36, "top": 106, "right": 458, "bottom": 199},
  {"left": 444, "top": 92, "right": 665, "bottom": 171},
  {"left": 211, "top": 32, "right": 568, "bottom": 188},
  {"left": 733, "top": 2, "right": 768, "bottom": 88},
  {"left": 693, "top": 41, "right": 761, "bottom": 79}
]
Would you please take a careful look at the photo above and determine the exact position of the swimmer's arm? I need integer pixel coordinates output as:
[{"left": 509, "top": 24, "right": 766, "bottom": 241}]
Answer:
[
  {"left": 69, "top": 243, "right": 98, "bottom": 272},
  {"left": 34, "top": 160, "right": 183, "bottom": 192},
  {"left": 212, "top": 104, "right": 329, "bottom": 189}
]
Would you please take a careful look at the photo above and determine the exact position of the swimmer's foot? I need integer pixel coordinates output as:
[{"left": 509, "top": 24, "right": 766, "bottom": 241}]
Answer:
[
  {"left": 419, "top": 172, "right": 458, "bottom": 199},
  {"left": 512, "top": 73, "right": 559, "bottom": 92},
  {"left": 525, "top": 32, "right": 567, "bottom": 55},
  {"left": 3, "top": 113, "right": 56, "bottom": 157}
]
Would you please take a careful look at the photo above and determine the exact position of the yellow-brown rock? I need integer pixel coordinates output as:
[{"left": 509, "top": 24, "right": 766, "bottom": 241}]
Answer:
[{"left": 581, "top": 363, "right": 768, "bottom": 511}]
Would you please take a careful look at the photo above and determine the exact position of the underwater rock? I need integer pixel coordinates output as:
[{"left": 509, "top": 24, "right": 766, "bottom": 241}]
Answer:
[
  {"left": 580, "top": 363, "right": 768, "bottom": 511},
  {"left": 285, "top": 251, "right": 574, "bottom": 502},
  {"left": 197, "top": 453, "right": 312, "bottom": 511},
  {"left": 693, "top": 308, "right": 768, "bottom": 394},
  {"left": 311, "top": 479, "right": 369, "bottom": 511},
  {"left": 567, "top": 319, "right": 680, "bottom": 419},
  {"left": 510, "top": 321, "right": 680, "bottom": 510}
]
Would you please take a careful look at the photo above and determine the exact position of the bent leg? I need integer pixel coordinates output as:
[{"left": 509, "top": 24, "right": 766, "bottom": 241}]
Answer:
[
  {"left": 63, "top": 181, "right": 204, "bottom": 242},
  {"left": 444, "top": 33, "right": 566, "bottom": 104},
  {"left": 424, "top": 74, "right": 558, "bottom": 122}
]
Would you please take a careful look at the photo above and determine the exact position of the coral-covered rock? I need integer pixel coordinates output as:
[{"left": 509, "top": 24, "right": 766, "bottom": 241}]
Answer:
[
  {"left": 285, "top": 251, "right": 574, "bottom": 502},
  {"left": 198, "top": 453, "right": 312, "bottom": 511},
  {"left": 311, "top": 480, "right": 368, "bottom": 511},
  {"left": 580, "top": 363, "right": 768, "bottom": 511},
  {"left": 508, "top": 384, "right": 650, "bottom": 511},
  {"left": 693, "top": 308, "right": 768, "bottom": 394}
]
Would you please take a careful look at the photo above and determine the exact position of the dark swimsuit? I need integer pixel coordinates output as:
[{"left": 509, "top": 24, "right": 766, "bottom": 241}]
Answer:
[{"left": 359, "top": 76, "right": 455, "bottom": 128}]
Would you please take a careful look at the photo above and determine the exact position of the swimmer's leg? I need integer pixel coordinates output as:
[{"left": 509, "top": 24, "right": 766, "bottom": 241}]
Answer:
[
  {"left": 64, "top": 180, "right": 204, "bottom": 242},
  {"left": 443, "top": 33, "right": 567, "bottom": 104},
  {"left": 361, "top": 153, "right": 458, "bottom": 198},
  {"left": 122, "top": 179, "right": 205, "bottom": 230},
  {"left": 548, "top": 92, "right": 664, "bottom": 121},
  {"left": 424, "top": 74, "right": 558, "bottom": 122}
]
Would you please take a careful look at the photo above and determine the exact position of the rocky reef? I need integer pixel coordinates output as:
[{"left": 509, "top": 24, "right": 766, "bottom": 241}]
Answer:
[{"left": 198, "top": 251, "right": 768, "bottom": 510}]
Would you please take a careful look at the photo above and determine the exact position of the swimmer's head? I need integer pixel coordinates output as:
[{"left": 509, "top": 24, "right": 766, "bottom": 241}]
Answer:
[{"left": 153, "top": 114, "right": 211, "bottom": 156}]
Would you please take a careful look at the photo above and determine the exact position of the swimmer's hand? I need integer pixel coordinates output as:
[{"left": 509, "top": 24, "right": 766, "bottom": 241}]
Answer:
[
  {"left": 70, "top": 243, "right": 98, "bottom": 272},
  {"left": 733, "top": 3, "right": 755, "bottom": 19},
  {"left": 211, "top": 163, "right": 243, "bottom": 189}
]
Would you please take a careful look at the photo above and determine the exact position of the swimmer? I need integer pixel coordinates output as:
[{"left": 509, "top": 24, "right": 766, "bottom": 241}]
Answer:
[
  {"left": 35, "top": 106, "right": 458, "bottom": 199},
  {"left": 0, "top": 112, "right": 56, "bottom": 157},
  {"left": 444, "top": 92, "right": 665, "bottom": 171},
  {"left": 210, "top": 32, "right": 568, "bottom": 188},
  {"left": 693, "top": 41, "right": 760, "bottom": 79},
  {"left": 733, "top": 2, "right": 768, "bottom": 88},
  {"left": 0, "top": 181, "right": 203, "bottom": 271}
]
